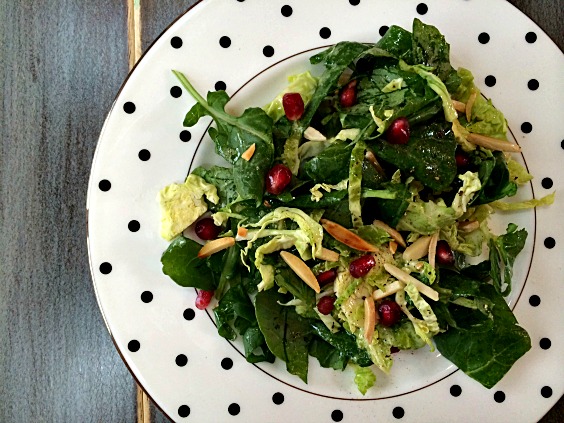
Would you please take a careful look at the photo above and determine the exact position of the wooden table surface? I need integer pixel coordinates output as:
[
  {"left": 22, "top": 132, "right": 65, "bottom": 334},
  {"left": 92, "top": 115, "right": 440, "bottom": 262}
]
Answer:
[{"left": 0, "top": 1, "right": 562, "bottom": 421}]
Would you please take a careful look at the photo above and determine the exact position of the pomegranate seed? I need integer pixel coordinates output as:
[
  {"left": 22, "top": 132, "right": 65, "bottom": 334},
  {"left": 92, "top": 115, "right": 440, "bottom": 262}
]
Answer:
[
  {"left": 378, "top": 300, "right": 402, "bottom": 327},
  {"left": 455, "top": 148, "right": 470, "bottom": 168},
  {"left": 386, "top": 117, "right": 410, "bottom": 145},
  {"left": 195, "top": 218, "right": 221, "bottom": 240},
  {"left": 195, "top": 290, "right": 214, "bottom": 310},
  {"left": 436, "top": 240, "right": 455, "bottom": 266},
  {"left": 339, "top": 80, "right": 358, "bottom": 108},
  {"left": 316, "top": 269, "right": 338, "bottom": 286},
  {"left": 349, "top": 254, "right": 376, "bottom": 278},
  {"left": 390, "top": 346, "right": 400, "bottom": 354},
  {"left": 317, "top": 296, "right": 336, "bottom": 315},
  {"left": 282, "top": 93, "right": 305, "bottom": 121},
  {"left": 265, "top": 164, "right": 292, "bottom": 195}
]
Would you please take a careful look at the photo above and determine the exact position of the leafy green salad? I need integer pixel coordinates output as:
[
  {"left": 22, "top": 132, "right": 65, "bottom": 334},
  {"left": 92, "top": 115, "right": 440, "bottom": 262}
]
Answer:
[{"left": 158, "top": 19, "right": 553, "bottom": 394}]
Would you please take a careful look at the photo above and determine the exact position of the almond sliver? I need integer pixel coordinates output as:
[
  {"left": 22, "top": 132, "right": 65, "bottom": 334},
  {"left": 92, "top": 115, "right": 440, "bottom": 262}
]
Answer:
[
  {"left": 451, "top": 99, "right": 466, "bottom": 113},
  {"left": 315, "top": 247, "right": 340, "bottom": 262},
  {"left": 373, "top": 220, "right": 406, "bottom": 247},
  {"left": 428, "top": 232, "right": 439, "bottom": 269},
  {"left": 466, "top": 91, "right": 477, "bottom": 122},
  {"left": 403, "top": 235, "right": 432, "bottom": 261},
  {"left": 364, "top": 297, "right": 376, "bottom": 343},
  {"left": 383, "top": 263, "right": 439, "bottom": 301},
  {"left": 241, "top": 143, "right": 256, "bottom": 161},
  {"left": 373, "top": 280, "right": 405, "bottom": 300},
  {"left": 197, "top": 237, "right": 235, "bottom": 258},
  {"left": 280, "top": 251, "right": 320, "bottom": 293},
  {"left": 321, "top": 219, "right": 379, "bottom": 252},
  {"left": 467, "top": 133, "right": 521, "bottom": 152}
]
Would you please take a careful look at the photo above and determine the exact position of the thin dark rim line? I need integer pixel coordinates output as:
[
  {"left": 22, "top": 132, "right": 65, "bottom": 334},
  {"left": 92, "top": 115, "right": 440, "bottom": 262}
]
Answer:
[
  {"left": 86, "top": 1, "right": 207, "bottom": 422},
  {"left": 187, "top": 53, "right": 537, "bottom": 400}
]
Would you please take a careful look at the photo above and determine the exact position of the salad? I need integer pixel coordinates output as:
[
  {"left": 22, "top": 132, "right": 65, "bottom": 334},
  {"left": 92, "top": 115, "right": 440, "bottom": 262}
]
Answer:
[{"left": 158, "top": 19, "right": 553, "bottom": 394}]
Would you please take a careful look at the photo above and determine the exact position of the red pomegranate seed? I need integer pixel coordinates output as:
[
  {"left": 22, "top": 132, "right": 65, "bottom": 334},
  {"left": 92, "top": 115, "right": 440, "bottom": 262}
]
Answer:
[
  {"left": 195, "top": 290, "right": 214, "bottom": 310},
  {"left": 265, "top": 164, "right": 292, "bottom": 195},
  {"left": 436, "top": 240, "right": 455, "bottom": 266},
  {"left": 340, "top": 80, "right": 358, "bottom": 108},
  {"left": 195, "top": 218, "right": 221, "bottom": 240},
  {"left": 386, "top": 117, "right": 410, "bottom": 145},
  {"left": 282, "top": 93, "right": 305, "bottom": 121},
  {"left": 349, "top": 254, "right": 376, "bottom": 278},
  {"left": 378, "top": 300, "right": 402, "bottom": 327},
  {"left": 317, "top": 296, "right": 336, "bottom": 315},
  {"left": 455, "top": 148, "right": 471, "bottom": 168},
  {"left": 316, "top": 269, "right": 338, "bottom": 286}
]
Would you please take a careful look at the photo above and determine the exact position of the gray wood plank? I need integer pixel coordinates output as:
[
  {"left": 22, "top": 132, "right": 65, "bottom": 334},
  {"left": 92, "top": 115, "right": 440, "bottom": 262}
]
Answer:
[{"left": 0, "top": 1, "right": 135, "bottom": 422}]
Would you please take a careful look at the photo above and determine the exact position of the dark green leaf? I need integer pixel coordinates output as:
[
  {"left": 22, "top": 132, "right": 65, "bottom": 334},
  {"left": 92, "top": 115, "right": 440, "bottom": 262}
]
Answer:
[
  {"left": 310, "top": 321, "right": 373, "bottom": 367},
  {"left": 364, "top": 182, "right": 410, "bottom": 227},
  {"left": 374, "top": 25, "right": 414, "bottom": 62},
  {"left": 302, "top": 142, "right": 353, "bottom": 184},
  {"left": 472, "top": 151, "right": 517, "bottom": 205},
  {"left": 489, "top": 224, "right": 527, "bottom": 296},
  {"left": 192, "top": 166, "right": 237, "bottom": 210},
  {"left": 213, "top": 284, "right": 255, "bottom": 340},
  {"left": 242, "top": 326, "right": 275, "bottom": 364},
  {"left": 309, "top": 337, "right": 348, "bottom": 371},
  {"left": 284, "top": 308, "right": 311, "bottom": 382},
  {"left": 161, "top": 237, "right": 216, "bottom": 290}
]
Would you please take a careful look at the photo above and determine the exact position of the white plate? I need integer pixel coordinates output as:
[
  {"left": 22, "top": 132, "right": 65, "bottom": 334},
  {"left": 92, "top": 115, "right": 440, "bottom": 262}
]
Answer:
[{"left": 87, "top": 0, "right": 563, "bottom": 421}]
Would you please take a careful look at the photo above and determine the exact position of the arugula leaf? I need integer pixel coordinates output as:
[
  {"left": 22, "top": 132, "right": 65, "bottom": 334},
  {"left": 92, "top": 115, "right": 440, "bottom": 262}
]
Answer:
[
  {"left": 302, "top": 142, "right": 353, "bottom": 184},
  {"left": 161, "top": 237, "right": 216, "bottom": 290},
  {"left": 489, "top": 224, "right": 527, "bottom": 296},
  {"left": 173, "top": 71, "right": 274, "bottom": 205},
  {"left": 375, "top": 25, "right": 414, "bottom": 62}
]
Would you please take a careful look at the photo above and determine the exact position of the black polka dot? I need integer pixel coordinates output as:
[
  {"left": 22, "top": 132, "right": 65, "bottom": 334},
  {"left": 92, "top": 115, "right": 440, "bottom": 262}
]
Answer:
[
  {"left": 221, "top": 357, "right": 233, "bottom": 370},
  {"left": 215, "top": 81, "right": 226, "bottom": 91},
  {"left": 98, "top": 179, "right": 111, "bottom": 191},
  {"left": 349, "top": 0, "right": 360, "bottom": 5},
  {"left": 494, "top": 391, "right": 505, "bottom": 403},
  {"left": 541, "top": 386, "right": 552, "bottom": 398},
  {"left": 170, "top": 36, "right": 183, "bottom": 49},
  {"left": 379, "top": 25, "right": 389, "bottom": 37},
  {"left": 528, "top": 79, "right": 539, "bottom": 90},
  {"left": 170, "top": 86, "right": 182, "bottom": 98},
  {"left": 219, "top": 36, "right": 231, "bottom": 48},
  {"left": 281, "top": 5, "right": 292, "bottom": 17},
  {"left": 176, "top": 354, "right": 188, "bottom": 367},
  {"left": 541, "top": 177, "right": 553, "bottom": 189},
  {"left": 393, "top": 407, "right": 405, "bottom": 419},
  {"left": 128, "top": 220, "right": 140, "bottom": 232},
  {"left": 319, "top": 27, "right": 331, "bottom": 39},
  {"left": 178, "top": 405, "right": 190, "bottom": 418},
  {"left": 529, "top": 295, "right": 541, "bottom": 307},
  {"left": 485, "top": 75, "right": 496, "bottom": 87},
  {"left": 128, "top": 340, "right": 140, "bottom": 352},
  {"left": 272, "top": 392, "right": 284, "bottom": 405},
  {"left": 263, "top": 45, "right": 274, "bottom": 57},
  {"left": 561, "top": 139, "right": 564, "bottom": 149},
  {"left": 180, "top": 130, "right": 191, "bottom": 142},
  {"left": 416, "top": 3, "right": 428, "bottom": 15},
  {"left": 478, "top": 32, "right": 490, "bottom": 44},
  {"left": 450, "top": 385, "right": 462, "bottom": 397},
  {"left": 544, "top": 237, "right": 555, "bottom": 249},
  {"left": 99, "top": 262, "right": 112, "bottom": 274},
  {"left": 141, "top": 291, "right": 153, "bottom": 303},
  {"left": 331, "top": 409, "right": 343, "bottom": 422},
  {"left": 521, "top": 122, "right": 532, "bottom": 133},
  {"left": 123, "top": 102, "right": 136, "bottom": 114},
  {"left": 183, "top": 308, "right": 195, "bottom": 320},
  {"left": 138, "top": 149, "right": 151, "bottom": 161},
  {"left": 539, "top": 338, "right": 551, "bottom": 350},
  {"left": 525, "top": 32, "right": 537, "bottom": 43},
  {"left": 228, "top": 403, "right": 240, "bottom": 416}
]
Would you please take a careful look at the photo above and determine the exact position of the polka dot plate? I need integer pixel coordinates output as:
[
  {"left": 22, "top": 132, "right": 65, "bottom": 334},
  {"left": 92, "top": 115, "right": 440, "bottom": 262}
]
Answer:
[{"left": 87, "top": 0, "right": 564, "bottom": 421}]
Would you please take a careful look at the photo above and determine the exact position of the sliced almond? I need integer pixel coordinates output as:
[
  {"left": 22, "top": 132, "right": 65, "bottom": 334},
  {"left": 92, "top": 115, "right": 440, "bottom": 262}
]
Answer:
[
  {"left": 365, "top": 150, "right": 386, "bottom": 176},
  {"left": 383, "top": 263, "right": 439, "bottom": 301},
  {"left": 241, "top": 143, "right": 256, "bottom": 161},
  {"left": 304, "top": 126, "right": 327, "bottom": 141},
  {"left": 388, "top": 241, "right": 398, "bottom": 254},
  {"left": 280, "top": 251, "right": 320, "bottom": 293},
  {"left": 373, "top": 280, "right": 405, "bottom": 300},
  {"left": 237, "top": 226, "right": 248, "bottom": 238},
  {"left": 465, "top": 91, "right": 477, "bottom": 122},
  {"left": 428, "top": 232, "right": 439, "bottom": 269},
  {"left": 458, "top": 220, "right": 480, "bottom": 233},
  {"left": 467, "top": 133, "right": 521, "bottom": 152},
  {"left": 197, "top": 237, "right": 235, "bottom": 258},
  {"left": 364, "top": 297, "right": 376, "bottom": 343},
  {"left": 321, "top": 219, "right": 379, "bottom": 252},
  {"left": 403, "top": 235, "right": 432, "bottom": 261},
  {"left": 373, "top": 220, "right": 406, "bottom": 248},
  {"left": 451, "top": 99, "right": 466, "bottom": 113},
  {"left": 315, "top": 247, "right": 340, "bottom": 262}
]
